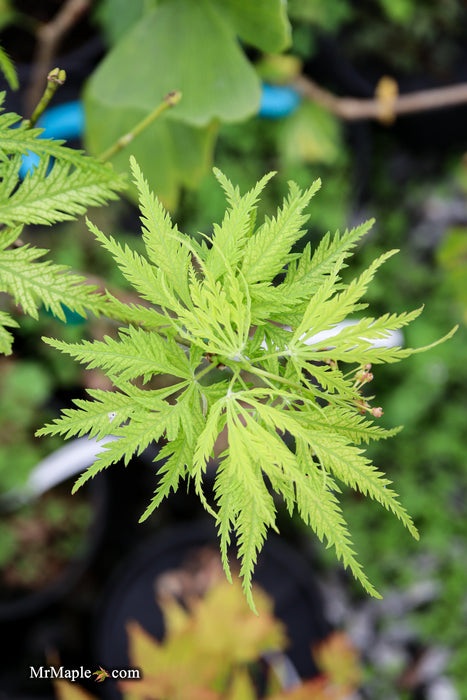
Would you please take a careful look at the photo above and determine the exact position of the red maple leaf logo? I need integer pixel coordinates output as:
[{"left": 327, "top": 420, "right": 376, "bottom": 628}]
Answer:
[{"left": 93, "top": 666, "right": 110, "bottom": 683}]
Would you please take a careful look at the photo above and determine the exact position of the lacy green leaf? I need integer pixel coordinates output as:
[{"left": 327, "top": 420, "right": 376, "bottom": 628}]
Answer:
[
  {"left": 0, "top": 243, "right": 104, "bottom": 321},
  {"left": 0, "top": 96, "right": 125, "bottom": 351},
  {"left": 0, "top": 46, "right": 18, "bottom": 90},
  {"left": 0, "top": 156, "right": 122, "bottom": 226},
  {"left": 0, "top": 309, "right": 18, "bottom": 354},
  {"left": 41, "top": 163, "right": 456, "bottom": 607}
]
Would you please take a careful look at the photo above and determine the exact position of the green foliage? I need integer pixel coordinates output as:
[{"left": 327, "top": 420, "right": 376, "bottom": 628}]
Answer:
[
  {"left": 175, "top": 111, "right": 350, "bottom": 243},
  {"left": 0, "top": 44, "right": 18, "bottom": 90},
  {"left": 315, "top": 152, "right": 467, "bottom": 696},
  {"left": 94, "top": 0, "right": 157, "bottom": 46},
  {"left": 88, "top": 0, "right": 291, "bottom": 208},
  {"left": 287, "top": 0, "right": 353, "bottom": 32},
  {"left": 0, "top": 309, "right": 17, "bottom": 354},
  {"left": 437, "top": 226, "right": 467, "bottom": 323},
  {"left": 0, "top": 232, "right": 103, "bottom": 325},
  {"left": 0, "top": 359, "right": 54, "bottom": 492},
  {"left": 341, "top": 0, "right": 465, "bottom": 74},
  {"left": 0, "top": 95, "right": 126, "bottom": 353},
  {"left": 0, "top": 100, "right": 125, "bottom": 226},
  {"left": 39, "top": 161, "right": 455, "bottom": 608},
  {"left": 279, "top": 102, "right": 343, "bottom": 167}
]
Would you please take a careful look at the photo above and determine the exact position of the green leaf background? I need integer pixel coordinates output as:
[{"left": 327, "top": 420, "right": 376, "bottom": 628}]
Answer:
[{"left": 86, "top": 0, "right": 291, "bottom": 208}]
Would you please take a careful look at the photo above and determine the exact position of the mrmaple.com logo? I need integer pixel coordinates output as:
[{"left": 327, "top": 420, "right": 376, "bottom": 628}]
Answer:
[{"left": 30, "top": 665, "right": 141, "bottom": 682}]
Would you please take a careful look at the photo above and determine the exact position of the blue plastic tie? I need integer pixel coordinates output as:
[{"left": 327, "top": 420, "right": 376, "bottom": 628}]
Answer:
[
  {"left": 259, "top": 84, "right": 300, "bottom": 119},
  {"left": 19, "top": 101, "right": 85, "bottom": 178}
]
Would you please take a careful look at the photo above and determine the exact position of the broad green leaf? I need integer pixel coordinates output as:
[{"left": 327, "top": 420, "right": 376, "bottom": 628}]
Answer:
[
  {"left": 218, "top": 0, "right": 291, "bottom": 53},
  {"left": 84, "top": 100, "right": 217, "bottom": 210},
  {"left": 94, "top": 0, "right": 157, "bottom": 45},
  {"left": 84, "top": 0, "right": 261, "bottom": 127}
]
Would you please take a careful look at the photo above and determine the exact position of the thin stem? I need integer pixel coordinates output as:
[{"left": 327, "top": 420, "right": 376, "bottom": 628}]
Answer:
[
  {"left": 99, "top": 90, "right": 182, "bottom": 163},
  {"left": 172, "top": 332, "right": 191, "bottom": 349},
  {"left": 22, "top": 67, "right": 66, "bottom": 129},
  {"left": 243, "top": 362, "right": 304, "bottom": 392},
  {"left": 25, "top": 0, "right": 93, "bottom": 114},
  {"left": 250, "top": 350, "right": 284, "bottom": 363}
]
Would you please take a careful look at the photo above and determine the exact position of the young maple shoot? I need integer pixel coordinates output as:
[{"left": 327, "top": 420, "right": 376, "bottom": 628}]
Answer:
[{"left": 38, "top": 157, "right": 455, "bottom": 610}]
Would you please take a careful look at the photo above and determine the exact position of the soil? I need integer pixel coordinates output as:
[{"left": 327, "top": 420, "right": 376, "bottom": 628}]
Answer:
[{"left": 0, "top": 484, "right": 93, "bottom": 599}]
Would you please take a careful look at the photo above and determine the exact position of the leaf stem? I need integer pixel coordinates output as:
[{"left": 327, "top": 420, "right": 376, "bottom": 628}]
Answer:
[
  {"left": 22, "top": 67, "right": 66, "bottom": 129},
  {"left": 243, "top": 362, "right": 305, "bottom": 392},
  {"left": 99, "top": 90, "right": 182, "bottom": 163}
]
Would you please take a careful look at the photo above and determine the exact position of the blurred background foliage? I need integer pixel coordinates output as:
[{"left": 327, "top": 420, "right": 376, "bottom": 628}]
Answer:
[{"left": 0, "top": 0, "right": 466, "bottom": 696}]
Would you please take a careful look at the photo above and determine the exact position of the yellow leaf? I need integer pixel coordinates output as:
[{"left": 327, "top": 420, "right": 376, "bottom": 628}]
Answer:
[
  {"left": 54, "top": 680, "right": 97, "bottom": 700},
  {"left": 312, "top": 632, "right": 362, "bottom": 689},
  {"left": 269, "top": 677, "right": 330, "bottom": 700},
  {"left": 225, "top": 669, "right": 257, "bottom": 700},
  {"left": 191, "top": 578, "right": 287, "bottom": 663}
]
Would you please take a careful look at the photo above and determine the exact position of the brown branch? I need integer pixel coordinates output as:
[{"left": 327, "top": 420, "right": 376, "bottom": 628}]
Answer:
[
  {"left": 25, "top": 0, "right": 94, "bottom": 116},
  {"left": 293, "top": 74, "right": 467, "bottom": 123}
]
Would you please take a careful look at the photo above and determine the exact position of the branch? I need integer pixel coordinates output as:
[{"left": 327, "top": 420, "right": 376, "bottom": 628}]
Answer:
[
  {"left": 293, "top": 74, "right": 467, "bottom": 123},
  {"left": 25, "top": 0, "right": 93, "bottom": 115}
]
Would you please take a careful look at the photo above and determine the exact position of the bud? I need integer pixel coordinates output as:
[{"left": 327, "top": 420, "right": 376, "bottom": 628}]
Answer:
[
  {"left": 356, "top": 398, "right": 368, "bottom": 415},
  {"left": 165, "top": 90, "right": 182, "bottom": 106},
  {"left": 355, "top": 369, "right": 373, "bottom": 383},
  {"left": 48, "top": 67, "right": 66, "bottom": 85},
  {"left": 371, "top": 407, "right": 384, "bottom": 418}
]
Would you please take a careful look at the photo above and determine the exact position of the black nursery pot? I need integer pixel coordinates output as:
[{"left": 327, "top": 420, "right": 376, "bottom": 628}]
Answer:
[
  {"left": 93, "top": 520, "right": 332, "bottom": 700},
  {"left": 0, "top": 472, "right": 108, "bottom": 624},
  {"left": 0, "top": 469, "right": 109, "bottom": 700}
]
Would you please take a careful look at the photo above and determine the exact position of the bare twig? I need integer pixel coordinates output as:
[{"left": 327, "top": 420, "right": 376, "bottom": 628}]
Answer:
[
  {"left": 25, "top": 0, "right": 93, "bottom": 116},
  {"left": 293, "top": 74, "right": 467, "bottom": 123}
]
